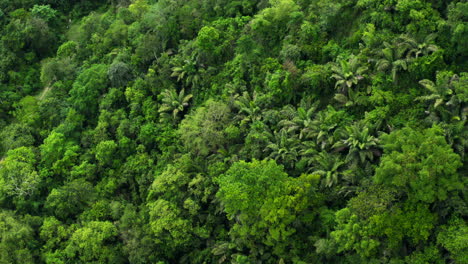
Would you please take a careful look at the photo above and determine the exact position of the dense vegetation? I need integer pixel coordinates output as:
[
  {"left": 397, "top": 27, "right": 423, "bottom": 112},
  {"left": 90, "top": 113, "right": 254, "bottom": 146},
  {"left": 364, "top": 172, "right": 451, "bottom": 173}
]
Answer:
[{"left": 0, "top": 0, "right": 466, "bottom": 263}]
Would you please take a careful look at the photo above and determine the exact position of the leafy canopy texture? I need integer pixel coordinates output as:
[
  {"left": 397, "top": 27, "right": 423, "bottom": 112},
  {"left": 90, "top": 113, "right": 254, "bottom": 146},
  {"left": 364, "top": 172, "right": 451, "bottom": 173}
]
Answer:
[
  {"left": 0, "top": 0, "right": 466, "bottom": 263},
  {"left": 0, "top": 147, "right": 39, "bottom": 198},
  {"left": 374, "top": 126, "right": 463, "bottom": 203},
  {"left": 216, "top": 159, "right": 318, "bottom": 255}
]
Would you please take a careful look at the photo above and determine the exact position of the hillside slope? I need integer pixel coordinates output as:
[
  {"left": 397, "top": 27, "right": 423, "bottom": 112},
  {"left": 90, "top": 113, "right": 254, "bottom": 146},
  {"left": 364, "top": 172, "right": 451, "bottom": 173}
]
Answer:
[{"left": 0, "top": 0, "right": 466, "bottom": 263}]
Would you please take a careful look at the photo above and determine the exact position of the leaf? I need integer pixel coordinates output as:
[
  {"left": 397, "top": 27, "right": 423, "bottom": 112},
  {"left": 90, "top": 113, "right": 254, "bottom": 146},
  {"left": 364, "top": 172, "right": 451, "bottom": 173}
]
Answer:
[{"left": 334, "top": 93, "right": 348, "bottom": 104}]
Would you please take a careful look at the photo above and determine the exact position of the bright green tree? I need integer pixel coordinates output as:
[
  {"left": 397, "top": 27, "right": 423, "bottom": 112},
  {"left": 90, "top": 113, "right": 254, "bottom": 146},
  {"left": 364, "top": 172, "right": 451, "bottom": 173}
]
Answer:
[
  {"left": 64, "top": 221, "right": 123, "bottom": 263},
  {"left": 375, "top": 126, "right": 463, "bottom": 203},
  {"left": 0, "top": 147, "right": 39, "bottom": 198},
  {"left": 216, "top": 159, "right": 318, "bottom": 258},
  {"left": 0, "top": 210, "right": 36, "bottom": 264}
]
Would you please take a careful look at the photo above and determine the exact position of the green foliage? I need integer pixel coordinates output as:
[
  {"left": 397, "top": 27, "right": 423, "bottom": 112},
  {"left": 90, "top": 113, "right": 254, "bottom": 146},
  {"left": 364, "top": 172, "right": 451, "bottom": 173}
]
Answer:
[
  {"left": 95, "top": 140, "right": 118, "bottom": 167},
  {"left": 40, "top": 57, "right": 76, "bottom": 86},
  {"left": 0, "top": 123, "right": 35, "bottom": 155},
  {"left": 45, "top": 179, "right": 95, "bottom": 220},
  {"left": 216, "top": 159, "right": 318, "bottom": 257},
  {"left": 40, "top": 216, "right": 72, "bottom": 263},
  {"left": 13, "top": 96, "right": 40, "bottom": 128},
  {"left": 439, "top": 2, "right": 468, "bottom": 60},
  {"left": 31, "top": 5, "right": 57, "bottom": 23},
  {"left": 108, "top": 61, "right": 133, "bottom": 88},
  {"left": 40, "top": 131, "right": 79, "bottom": 173},
  {"left": 179, "top": 100, "right": 232, "bottom": 156},
  {"left": 310, "top": 152, "right": 345, "bottom": 188},
  {"left": 331, "top": 55, "right": 368, "bottom": 94},
  {"left": 331, "top": 207, "right": 380, "bottom": 258},
  {"left": 416, "top": 71, "right": 468, "bottom": 123},
  {"left": 69, "top": 64, "right": 108, "bottom": 118},
  {"left": 158, "top": 88, "right": 192, "bottom": 124},
  {"left": 437, "top": 217, "right": 468, "bottom": 263},
  {"left": 147, "top": 198, "right": 193, "bottom": 249},
  {"left": 0, "top": 147, "right": 39, "bottom": 198},
  {"left": 333, "top": 121, "right": 380, "bottom": 166},
  {"left": 64, "top": 221, "right": 123, "bottom": 263},
  {"left": 0, "top": 0, "right": 465, "bottom": 263},
  {"left": 375, "top": 126, "right": 463, "bottom": 203},
  {"left": 196, "top": 26, "right": 220, "bottom": 52},
  {"left": 56, "top": 41, "right": 78, "bottom": 58},
  {"left": 0, "top": 210, "right": 36, "bottom": 264},
  {"left": 250, "top": 0, "right": 303, "bottom": 51}
]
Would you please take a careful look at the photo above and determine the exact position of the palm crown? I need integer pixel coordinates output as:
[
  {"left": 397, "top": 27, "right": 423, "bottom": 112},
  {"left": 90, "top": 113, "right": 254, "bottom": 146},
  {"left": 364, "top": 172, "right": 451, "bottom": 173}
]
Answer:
[{"left": 158, "top": 88, "right": 193, "bottom": 124}]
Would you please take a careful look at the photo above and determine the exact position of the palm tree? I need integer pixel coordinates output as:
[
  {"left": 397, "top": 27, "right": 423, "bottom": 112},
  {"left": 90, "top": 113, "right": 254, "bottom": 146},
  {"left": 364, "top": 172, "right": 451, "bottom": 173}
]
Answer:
[
  {"left": 171, "top": 59, "right": 201, "bottom": 89},
  {"left": 264, "top": 129, "right": 300, "bottom": 169},
  {"left": 401, "top": 34, "right": 439, "bottom": 59},
  {"left": 297, "top": 140, "right": 318, "bottom": 170},
  {"left": 158, "top": 88, "right": 193, "bottom": 124},
  {"left": 234, "top": 91, "right": 262, "bottom": 126},
  {"left": 416, "top": 73, "right": 464, "bottom": 122},
  {"left": 441, "top": 121, "right": 468, "bottom": 161},
  {"left": 374, "top": 41, "right": 410, "bottom": 82},
  {"left": 308, "top": 107, "right": 343, "bottom": 151},
  {"left": 331, "top": 55, "right": 368, "bottom": 95},
  {"left": 333, "top": 122, "right": 380, "bottom": 166},
  {"left": 278, "top": 98, "right": 319, "bottom": 139},
  {"left": 374, "top": 34, "right": 440, "bottom": 82},
  {"left": 333, "top": 88, "right": 367, "bottom": 107},
  {"left": 309, "top": 152, "right": 345, "bottom": 188}
]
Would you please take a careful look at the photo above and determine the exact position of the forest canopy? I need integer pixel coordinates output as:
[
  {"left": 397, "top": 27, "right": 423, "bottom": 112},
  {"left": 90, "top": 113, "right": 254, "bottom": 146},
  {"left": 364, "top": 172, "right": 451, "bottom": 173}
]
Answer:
[{"left": 0, "top": 0, "right": 466, "bottom": 263}]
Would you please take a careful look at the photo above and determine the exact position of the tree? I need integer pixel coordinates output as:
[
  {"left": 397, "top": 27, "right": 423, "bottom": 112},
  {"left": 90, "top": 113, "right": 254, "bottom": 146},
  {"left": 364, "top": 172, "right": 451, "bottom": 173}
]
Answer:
[
  {"left": 118, "top": 204, "right": 158, "bottom": 264},
  {"left": 145, "top": 154, "right": 220, "bottom": 261},
  {"left": 45, "top": 179, "right": 95, "bottom": 220},
  {"left": 40, "top": 57, "right": 77, "bottom": 86},
  {"left": 13, "top": 96, "right": 40, "bottom": 128},
  {"left": 278, "top": 98, "right": 319, "bottom": 140},
  {"left": 95, "top": 140, "right": 118, "bottom": 167},
  {"left": 170, "top": 58, "right": 200, "bottom": 89},
  {"left": 0, "top": 123, "right": 35, "bottom": 155},
  {"left": 437, "top": 217, "right": 468, "bottom": 263},
  {"left": 0, "top": 147, "right": 39, "bottom": 198},
  {"left": 309, "top": 152, "right": 345, "bottom": 188},
  {"left": 265, "top": 129, "right": 300, "bottom": 169},
  {"left": 107, "top": 61, "right": 133, "bottom": 88},
  {"left": 333, "top": 87, "right": 367, "bottom": 107},
  {"left": 64, "top": 221, "right": 123, "bottom": 263},
  {"left": 56, "top": 41, "right": 78, "bottom": 58},
  {"left": 309, "top": 106, "right": 352, "bottom": 151},
  {"left": 250, "top": 0, "right": 303, "bottom": 51},
  {"left": 331, "top": 55, "right": 368, "bottom": 95},
  {"left": 374, "top": 126, "right": 463, "bottom": 203},
  {"left": 40, "top": 131, "right": 79, "bottom": 176},
  {"left": 68, "top": 64, "right": 108, "bottom": 118},
  {"left": 158, "top": 88, "right": 193, "bottom": 124},
  {"left": 333, "top": 122, "right": 380, "bottom": 167},
  {"left": 196, "top": 26, "right": 220, "bottom": 52},
  {"left": 403, "top": 34, "right": 439, "bottom": 59},
  {"left": 128, "top": 0, "right": 149, "bottom": 18},
  {"left": 374, "top": 40, "right": 410, "bottom": 82},
  {"left": 216, "top": 159, "right": 318, "bottom": 259},
  {"left": 40, "top": 216, "right": 72, "bottom": 263},
  {"left": 120, "top": 152, "right": 155, "bottom": 202},
  {"left": 331, "top": 200, "right": 438, "bottom": 261},
  {"left": 234, "top": 91, "right": 262, "bottom": 127},
  {"left": 147, "top": 199, "right": 193, "bottom": 253},
  {"left": 440, "top": 2, "right": 468, "bottom": 58},
  {"left": 179, "top": 100, "right": 232, "bottom": 156},
  {"left": 416, "top": 71, "right": 467, "bottom": 123},
  {"left": 31, "top": 4, "right": 57, "bottom": 23},
  {"left": 0, "top": 210, "right": 36, "bottom": 264}
]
